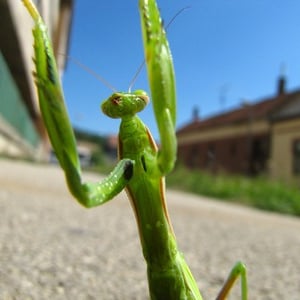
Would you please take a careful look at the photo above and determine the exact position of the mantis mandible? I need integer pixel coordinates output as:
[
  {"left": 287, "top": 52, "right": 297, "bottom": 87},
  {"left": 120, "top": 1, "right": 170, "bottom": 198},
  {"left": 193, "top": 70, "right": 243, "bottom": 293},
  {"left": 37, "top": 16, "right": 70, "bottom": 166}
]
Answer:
[{"left": 22, "top": 0, "right": 248, "bottom": 299}]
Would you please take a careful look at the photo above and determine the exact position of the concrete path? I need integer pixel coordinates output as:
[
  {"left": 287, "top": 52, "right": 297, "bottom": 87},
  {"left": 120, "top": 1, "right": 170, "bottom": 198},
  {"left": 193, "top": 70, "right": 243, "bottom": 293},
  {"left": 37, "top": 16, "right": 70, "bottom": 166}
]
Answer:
[{"left": 1, "top": 159, "right": 299, "bottom": 299}]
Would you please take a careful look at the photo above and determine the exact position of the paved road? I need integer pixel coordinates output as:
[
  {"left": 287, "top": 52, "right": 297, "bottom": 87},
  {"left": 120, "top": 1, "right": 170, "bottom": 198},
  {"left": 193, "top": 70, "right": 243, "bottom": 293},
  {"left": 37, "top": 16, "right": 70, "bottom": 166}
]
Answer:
[{"left": 0, "top": 159, "right": 300, "bottom": 299}]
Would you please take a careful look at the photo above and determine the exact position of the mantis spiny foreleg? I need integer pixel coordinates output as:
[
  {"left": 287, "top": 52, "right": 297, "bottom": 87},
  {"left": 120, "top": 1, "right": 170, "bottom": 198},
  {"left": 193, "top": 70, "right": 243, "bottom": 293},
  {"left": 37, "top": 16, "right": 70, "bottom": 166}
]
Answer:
[{"left": 21, "top": 0, "right": 134, "bottom": 208}]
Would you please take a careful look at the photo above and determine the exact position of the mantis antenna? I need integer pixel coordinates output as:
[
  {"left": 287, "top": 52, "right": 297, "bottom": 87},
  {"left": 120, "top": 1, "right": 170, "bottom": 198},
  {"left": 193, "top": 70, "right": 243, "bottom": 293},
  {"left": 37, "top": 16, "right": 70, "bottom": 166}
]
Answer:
[
  {"left": 63, "top": 7, "right": 190, "bottom": 94},
  {"left": 128, "top": 6, "right": 190, "bottom": 92},
  {"left": 65, "top": 55, "right": 117, "bottom": 92}
]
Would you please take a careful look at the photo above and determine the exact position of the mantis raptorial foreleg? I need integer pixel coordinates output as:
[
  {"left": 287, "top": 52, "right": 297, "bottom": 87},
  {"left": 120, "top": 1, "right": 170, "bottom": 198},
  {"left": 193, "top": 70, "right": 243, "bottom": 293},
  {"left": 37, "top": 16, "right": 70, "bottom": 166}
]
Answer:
[
  {"left": 21, "top": 0, "right": 134, "bottom": 208},
  {"left": 139, "top": 0, "right": 177, "bottom": 174},
  {"left": 22, "top": 0, "right": 248, "bottom": 299}
]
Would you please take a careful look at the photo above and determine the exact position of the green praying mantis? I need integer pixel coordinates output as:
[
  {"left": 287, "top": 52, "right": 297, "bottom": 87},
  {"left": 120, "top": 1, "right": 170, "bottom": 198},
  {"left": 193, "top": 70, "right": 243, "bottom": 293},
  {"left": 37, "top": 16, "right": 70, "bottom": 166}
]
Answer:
[{"left": 22, "top": 0, "right": 248, "bottom": 299}]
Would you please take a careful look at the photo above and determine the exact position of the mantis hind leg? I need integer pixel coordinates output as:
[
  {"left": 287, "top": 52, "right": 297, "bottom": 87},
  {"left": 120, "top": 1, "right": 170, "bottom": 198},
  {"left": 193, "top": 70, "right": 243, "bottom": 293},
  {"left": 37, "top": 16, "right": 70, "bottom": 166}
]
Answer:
[{"left": 216, "top": 261, "right": 248, "bottom": 300}]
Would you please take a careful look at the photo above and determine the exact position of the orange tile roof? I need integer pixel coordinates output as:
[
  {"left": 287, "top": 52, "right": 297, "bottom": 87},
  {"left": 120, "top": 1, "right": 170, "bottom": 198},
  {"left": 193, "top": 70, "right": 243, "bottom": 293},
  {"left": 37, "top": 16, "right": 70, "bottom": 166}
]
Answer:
[{"left": 177, "top": 89, "right": 300, "bottom": 134}]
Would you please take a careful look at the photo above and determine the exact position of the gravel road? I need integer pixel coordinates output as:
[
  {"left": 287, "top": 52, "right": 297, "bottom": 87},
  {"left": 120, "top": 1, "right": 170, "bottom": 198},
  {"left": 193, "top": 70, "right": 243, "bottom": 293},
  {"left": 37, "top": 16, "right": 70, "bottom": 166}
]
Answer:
[{"left": 0, "top": 159, "right": 300, "bottom": 299}]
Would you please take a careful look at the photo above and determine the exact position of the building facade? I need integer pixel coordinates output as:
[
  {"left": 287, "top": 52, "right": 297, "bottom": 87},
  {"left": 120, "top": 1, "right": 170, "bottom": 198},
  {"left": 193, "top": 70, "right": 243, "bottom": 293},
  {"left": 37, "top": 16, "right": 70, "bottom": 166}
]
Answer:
[
  {"left": 0, "top": 0, "right": 74, "bottom": 159},
  {"left": 177, "top": 78, "right": 300, "bottom": 182}
]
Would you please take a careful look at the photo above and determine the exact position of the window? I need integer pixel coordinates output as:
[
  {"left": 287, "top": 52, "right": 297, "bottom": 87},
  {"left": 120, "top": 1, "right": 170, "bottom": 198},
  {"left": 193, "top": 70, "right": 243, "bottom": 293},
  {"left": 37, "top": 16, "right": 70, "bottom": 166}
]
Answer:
[
  {"left": 205, "top": 143, "right": 216, "bottom": 169},
  {"left": 293, "top": 139, "right": 300, "bottom": 174}
]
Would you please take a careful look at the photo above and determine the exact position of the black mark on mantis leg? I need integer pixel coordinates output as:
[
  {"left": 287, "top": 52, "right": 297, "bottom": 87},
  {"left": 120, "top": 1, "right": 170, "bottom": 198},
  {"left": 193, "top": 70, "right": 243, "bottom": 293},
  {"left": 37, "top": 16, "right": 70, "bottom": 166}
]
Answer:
[
  {"left": 124, "top": 161, "right": 134, "bottom": 181},
  {"left": 141, "top": 155, "right": 147, "bottom": 172}
]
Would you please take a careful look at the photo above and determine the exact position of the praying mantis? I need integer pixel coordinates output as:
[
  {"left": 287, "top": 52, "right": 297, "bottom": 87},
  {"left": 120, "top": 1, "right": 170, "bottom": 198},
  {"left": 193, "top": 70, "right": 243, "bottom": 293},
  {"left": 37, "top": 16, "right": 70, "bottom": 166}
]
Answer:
[{"left": 22, "top": 0, "right": 248, "bottom": 299}]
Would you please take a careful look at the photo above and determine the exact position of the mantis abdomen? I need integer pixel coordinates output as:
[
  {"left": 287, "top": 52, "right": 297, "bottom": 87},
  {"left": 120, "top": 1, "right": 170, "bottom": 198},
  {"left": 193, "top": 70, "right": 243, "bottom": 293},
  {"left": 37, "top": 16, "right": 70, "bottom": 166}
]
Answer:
[{"left": 116, "top": 114, "right": 202, "bottom": 299}]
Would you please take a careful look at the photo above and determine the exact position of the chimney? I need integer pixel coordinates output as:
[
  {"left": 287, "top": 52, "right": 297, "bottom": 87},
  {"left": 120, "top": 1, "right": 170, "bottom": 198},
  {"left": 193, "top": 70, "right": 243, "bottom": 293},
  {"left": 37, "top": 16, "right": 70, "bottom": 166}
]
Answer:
[
  {"left": 277, "top": 76, "right": 286, "bottom": 95},
  {"left": 277, "top": 63, "right": 286, "bottom": 96},
  {"left": 192, "top": 106, "right": 200, "bottom": 121}
]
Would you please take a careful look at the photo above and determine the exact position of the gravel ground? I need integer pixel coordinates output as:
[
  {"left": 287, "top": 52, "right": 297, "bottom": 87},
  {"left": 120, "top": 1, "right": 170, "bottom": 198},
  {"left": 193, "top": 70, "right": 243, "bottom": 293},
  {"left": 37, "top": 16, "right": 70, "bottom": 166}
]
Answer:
[{"left": 0, "top": 159, "right": 300, "bottom": 300}]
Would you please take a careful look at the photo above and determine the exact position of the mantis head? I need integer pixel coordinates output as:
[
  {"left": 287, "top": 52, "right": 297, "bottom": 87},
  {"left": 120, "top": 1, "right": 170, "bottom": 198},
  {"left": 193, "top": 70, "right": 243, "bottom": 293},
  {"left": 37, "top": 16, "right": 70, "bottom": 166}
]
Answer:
[{"left": 101, "top": 90, "right": 149, "bottom": 119}]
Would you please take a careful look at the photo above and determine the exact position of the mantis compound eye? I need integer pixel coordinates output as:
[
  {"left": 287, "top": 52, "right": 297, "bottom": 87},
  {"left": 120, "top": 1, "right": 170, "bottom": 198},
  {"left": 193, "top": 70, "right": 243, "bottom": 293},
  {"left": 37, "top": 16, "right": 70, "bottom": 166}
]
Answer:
[
  {"left": 132, "top": 89, "right": 149, "bottom": 105},
  {"left": 111, "top": 96, "right": 121, "bottom": 105}
]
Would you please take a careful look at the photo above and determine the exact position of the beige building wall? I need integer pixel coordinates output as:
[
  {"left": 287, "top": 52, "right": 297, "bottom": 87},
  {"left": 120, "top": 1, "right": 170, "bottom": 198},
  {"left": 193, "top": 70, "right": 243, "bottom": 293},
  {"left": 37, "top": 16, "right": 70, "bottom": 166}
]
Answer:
[
  {"left": 270, "top": 118, "right": 300, "bottom": 181},
  {"left": 8, "top": 0, "right": 63, "bottom": 111}
]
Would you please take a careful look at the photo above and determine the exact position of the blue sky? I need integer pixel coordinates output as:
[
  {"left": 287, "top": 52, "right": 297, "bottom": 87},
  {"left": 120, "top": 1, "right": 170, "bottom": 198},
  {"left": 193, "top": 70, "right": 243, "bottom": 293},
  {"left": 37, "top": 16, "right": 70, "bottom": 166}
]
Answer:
[{"left": 62, "top": 1, "right": 300, "bottom": 139}]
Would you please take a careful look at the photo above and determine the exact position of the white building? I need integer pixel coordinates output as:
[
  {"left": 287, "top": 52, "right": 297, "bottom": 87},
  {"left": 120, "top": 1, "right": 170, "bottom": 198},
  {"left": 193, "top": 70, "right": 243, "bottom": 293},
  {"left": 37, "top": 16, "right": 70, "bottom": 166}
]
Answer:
[{"left": 0, "top": 0, "right": 74, "bottom": 159}]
